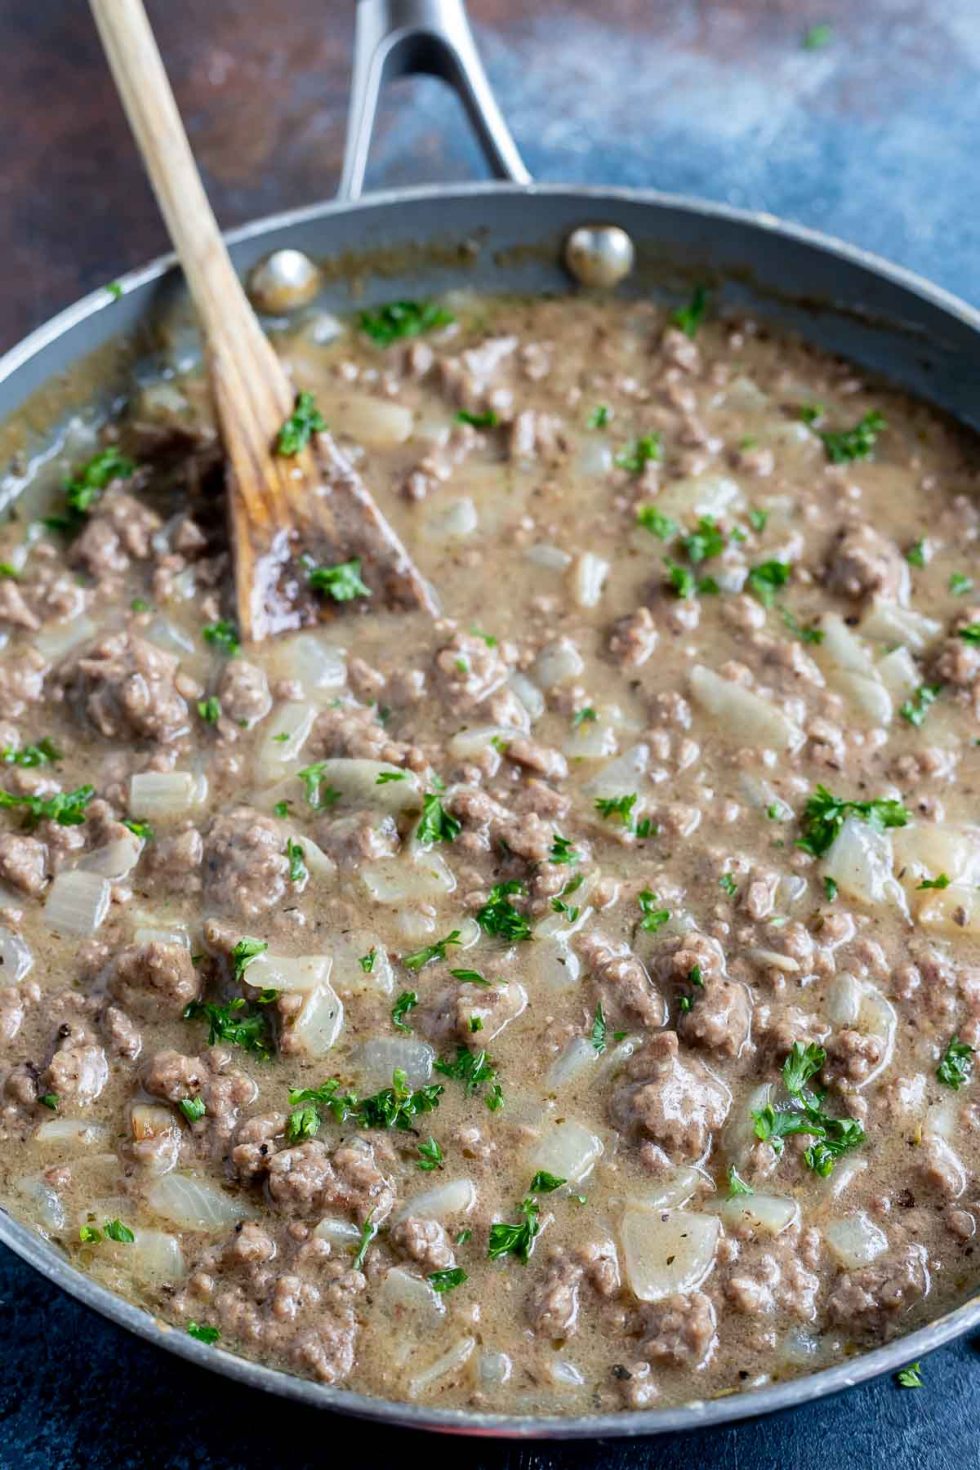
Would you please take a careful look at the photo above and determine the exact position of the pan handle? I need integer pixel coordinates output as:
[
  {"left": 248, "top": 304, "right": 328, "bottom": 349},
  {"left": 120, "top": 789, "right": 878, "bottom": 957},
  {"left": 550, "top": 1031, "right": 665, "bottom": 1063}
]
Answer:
[{"left": 337, "top": 0, "right": 530, "bottom": 201}]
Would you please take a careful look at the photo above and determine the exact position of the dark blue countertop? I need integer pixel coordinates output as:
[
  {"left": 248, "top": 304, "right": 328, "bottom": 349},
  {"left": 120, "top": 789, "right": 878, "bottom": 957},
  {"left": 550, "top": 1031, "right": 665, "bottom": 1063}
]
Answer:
[{"left": 0, "top": 2, "right": 978, "bottom": 1465}]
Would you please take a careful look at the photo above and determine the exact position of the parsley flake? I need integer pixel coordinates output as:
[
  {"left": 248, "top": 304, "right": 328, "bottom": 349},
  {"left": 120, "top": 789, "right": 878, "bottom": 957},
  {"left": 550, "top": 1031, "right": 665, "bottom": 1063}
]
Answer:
[
  {"left": 202, "top": 620, "right": 240, "bottom": 656},
  {"left": 275, "top": 391, "right": 326, "bottom": 456},
  {"left": 307, "top": 558, "right": 370, "bottom": 603},
  {"left": 476, "top": 882, "right": 531, "bottom": 942},
  {"left": 615, "top": 434, "right": 663, "bottom": 474},
  {"left": 428, "top": 1266, "right": 467, "bottom": 1292},
  {"left": 402, "top": 930, "right": 462, "bottom": 970},
  {"left": 746, "top": 559, "right": 792, "bottom": 607},
  {"left": 638, "top": 889, "right": 671, "bottom": 933},
  {"left": 417, "top": 1137, "right": 444, "bottom": 1172},
  {"left": 359, "top": 300, "right": 454, "bottom": 346},
  {"left": 900, "top": 683, "right": 942, "bottom": 727},
  {"left": 391, "top": 989, "right": 419, "bottom": 1032},
  {"left": 797, "top": 785, "right": 909, "bottom": 858},
  {"left": 487, "top": 1196, "right": 540, "bottom": 1263},
  {"left": 937, "top": 1037, "right": 974, "bottom": 1091},
  {"left": 671, "top": 285, "right": 708, "bottom": 338},
  {"left": 416, "top": 792, "right": 461, "bottom": 846},
  {"left": 0, "top": 784, "right": 94, "bottom": 828},
  {"left": 187, "top": 1322, "right": 220, "bottom": 1345}
]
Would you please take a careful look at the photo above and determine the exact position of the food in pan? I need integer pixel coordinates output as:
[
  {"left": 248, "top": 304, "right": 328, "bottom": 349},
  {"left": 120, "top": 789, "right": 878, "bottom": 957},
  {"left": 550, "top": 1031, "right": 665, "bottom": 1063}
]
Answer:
[{"left": 0, "top": 290, "right": 976, "bottom": 1413}]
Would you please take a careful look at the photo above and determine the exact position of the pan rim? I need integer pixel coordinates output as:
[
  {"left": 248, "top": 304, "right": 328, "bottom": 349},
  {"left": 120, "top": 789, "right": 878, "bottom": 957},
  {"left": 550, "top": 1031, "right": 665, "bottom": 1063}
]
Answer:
[{"left": 1, "top": 178, "right": 979, "bottom": 1438}]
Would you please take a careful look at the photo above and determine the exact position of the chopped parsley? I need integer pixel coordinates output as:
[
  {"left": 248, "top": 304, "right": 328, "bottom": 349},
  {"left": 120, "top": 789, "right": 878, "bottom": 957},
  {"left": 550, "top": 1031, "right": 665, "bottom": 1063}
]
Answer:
[
  {"left": 50, "top": 446, "right": 135, "bottom": 527},
  {"left": 103, "top": 1219, "right": 135, "bottom": 1244},
  {"left": 0, "top": 784, "right": 94, "bottom": 828},
  {"left": 449, "top": 968, "right": 490, "bottom": 986},
  {"left": 636, "top": 503, "right": 677, "bottom": 541},
  {"left": 917, "top": 873, "right": 950, "bottom": 891},
  {"left": 197, "top": 696, "right": 221, "bottom": 725},
  {"left": 391, "top": 989, "right": 419, "bottom": 1032},
  {"left": 455, "top": 409, "right": 499, "bottom": 429},
  {"left": 178, "top": 1096, "right": 206, "bottom": 1124},
  {"left": 746, "top": 559, "right": 792, "bottom": 607},
  {"left": 2, "top": 738, "right": 61, "bottom": 768},
  {"left": 551, "top": 873, "right": 584, "bottom": 923},
  {"left": 183, "top": 998, "right": 272, "bottom": 1057},
  {"left": 549, "top": 833, "right": 579, "bottom": 865},
  {"left": 748, "top": 508, "right": 769, "bottom": 533},
  {"left": 594, "top": 793, "right": 637, "bottom": 825},
  {"left": 752, "top": 1042, "right": 864, "bottom": 1176},
  {"left": 428, "top": 1266, "right": 467, "bottom": 1292},
  {"left": 358, "top": 299, "right": 454, "bottom": 346},
  {"left": 38, "top": 1092, "right": 59, "bottom": 1110},
  {"left": 895, "top": 1362, "right": 923, "bottom": 1390},
  {"left": 571, "top": 706, "right": 598, "bottom": 728},
  {"left": 476, "top": 881, "right": 532, "bottom": 942},
  {"left": 487, "top": 1196, "right": 540, "bottom": 1263},
  {"left": 416, "top": 793, "right": 461, "bottom": 846},
  {"left": 727, "top": 1164, "right": 753, "bottom": 1197},
  {"left": 288, "top": 1069, "right": 443, "bottom": 1138},
  {"left": 435, "top": 1045, "right": 503, "bottom": 1111},
  {"left": 780, "top": 607, "right": 824, "bottom": 645},
  {"left": 814, "top": 410, "right": 886, "bottom": 464},
  {"left": 231, "top": 936, "right": 268, "bottom": 983},
  {"left": 273, "top": 800, "right": 291, "bottom": 819},
  {"left": 123, "top": 819, "right": 153, "bottom": 841},
  {"left": 797, "top": 785, "right": 910, "bottom": 858},
  {"left": 275, "top": 391, "right": 326, "bottom": 456},
  {"left": 615, "top": 433, "right": 663, "bottom": 474},
  {"left": 823, "top": 876, "right": 839, "bottom": 901},
  {"left": 949, "top": 572, "right": 974, "bottom": 596},
  {"left": 307, "top": 558, "right": 370, "bottom": 603},
  {"left": 590, "top": 1002, "right": 608, "bottom": 1054},
  {"left": 296, "top": 761, "right": 342, "bottom": 811},
  {"left": 936, "top": 1037, "right": 974, "bottom": 1091},
  {"left": 375, "top": 772, "right": 406, "bottom": 786},
  {"left": 719, "top": 872, "right": 738, "bottom": 898},
  {"left": 958, "top": 623, "right": 980, "bottom": 645},
  {"left": 78, "top": 1225, "right": 102, "bottom": 1244},
  {"left": 402, "top": 930, "right": 462, "bottom": 970},
  {"left": 358, "top": 949, "right": 376, "bottom": 974},
  {"left": 202, "top": 620, "right": 240, "bottom": 656},
  {"left": 803, "top": 22, "right": 833, "bottom": 49},
  {"left": 187, "top": 1322, "right": 221, "bottom": 1345},
  {"left": 0, "top": 564, "right": 18, "bottom": 580},
  {"left": 680, "top": 516, "right": 726, "bottom": 565},
  {"left": 417, "top": 1137, "right": 444, "bottom": 1172},
  {"left": 638, "top": 889, "right": 670, "bottom": 933},
  {"left": 905, "top": 539, "right": 927, "bottom": 568},
  {"left": 105, "top": 281, "right": 124, "bottom": 301},
  {"left": 900, "top": 683, "right": 942, "bottom": 727},
  {"left": 587, "top": 404, "right": 611, "bottom": 429},
  {"left": 352, "top": 1212, "right": 377, "bottom": 1271},
  {"left": 664, "top": 559, "right": 718, "bottom": 598},
  {"left": 529, "top": 1171, "right": 566, "bottom": 1195},
  {"left": 671, "top": 284, "right": 708, "bottom": 338},
  {"left": 285, "top": 838, "right": 307, "bottom": 884}
]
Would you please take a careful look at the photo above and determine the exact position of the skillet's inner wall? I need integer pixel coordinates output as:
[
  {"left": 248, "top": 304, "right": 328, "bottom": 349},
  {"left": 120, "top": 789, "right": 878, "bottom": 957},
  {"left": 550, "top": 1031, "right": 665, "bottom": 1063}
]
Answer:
[{"left": 0, "top": 290, "right": 977, "bottom": 1416}]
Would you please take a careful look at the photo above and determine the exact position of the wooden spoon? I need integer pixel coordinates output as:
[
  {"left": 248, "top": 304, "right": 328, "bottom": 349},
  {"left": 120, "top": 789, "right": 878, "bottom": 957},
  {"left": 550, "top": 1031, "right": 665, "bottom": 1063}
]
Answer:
[{"left": 89, "top": 0, "right": 436, "bottom": 641}]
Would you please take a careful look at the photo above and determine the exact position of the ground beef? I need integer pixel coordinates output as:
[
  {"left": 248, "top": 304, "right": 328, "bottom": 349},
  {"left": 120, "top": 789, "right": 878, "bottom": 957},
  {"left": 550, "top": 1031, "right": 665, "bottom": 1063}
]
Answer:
[
  {"left": 203, "top": 807, "right": 290, "bottom": 918},
  {"left": 416, "top": 982, "right": 526, "bottom": 1047},
  {"left": 0, "top": 580, "right": 40, "bottom": 631},
  {"left": 107, "top": 940, "right": 200, "bottom": 1017},
  {"left": 526, "top": 1242, "right": 620, "bottom": 1338},
  {"left": 824, "top": 1244, "right": 929, "bottom": 1335},
  {"left": 721, "top": 1232, "right": 821, "bottom": 1320},
  {"left": 67, "top": 632, "right": 189, "bottom": 744},
  {"left": 577, "top": 933, "right": 666, "bottom": 1030},
  {"left": 636, "top": 1291, "right": 717, "bottom": 1367},
  {"left": 217, "top": 660, "right": 271, "bottom": 728},
  {"left": 610, "top": 1031, "right": 731, "bottom": 1159},
  {"left": 0, "top": 650, "right": 47, "bottom": 716},
  {"left": 678, "top": 979, "right": 752, "bottom": 1058},
  {"left": 504, "top": 737, "right": 568, "bottom": 782},
  {"left": 824, "top": 522, "right": 909, "bottom": 602},
  {"left": 432, "top": 630, "right": 512, "bottom": 714},
  {"left": 142, "top": 1048, "right": 256, "bottom": 1143},
  {"left": 314, "top": 812, "right": 398, "bottom": 866},
  {"left": 389, "top": 1217, "right": 455, "bottom": 1273},
  {"left": 0, "top": 834, "right": 48, "bottom": 896},
  {"left": 257, "top": 1137, "right": 395, "bottom": 1225},
  {"left": 143, "top": 826, "right": 204, "bottom": 893},
  {"left": 309, "top": 702, "right": 411, "bottom": 764},
  {"left": 70, "top": 493, "right": 162, "bottom": 577},
  {"left": 608, "top": 608, "right": 659, "bottom": 667},
  {"left": 447, "top": 785, "right": 553, "bottom": 863}
]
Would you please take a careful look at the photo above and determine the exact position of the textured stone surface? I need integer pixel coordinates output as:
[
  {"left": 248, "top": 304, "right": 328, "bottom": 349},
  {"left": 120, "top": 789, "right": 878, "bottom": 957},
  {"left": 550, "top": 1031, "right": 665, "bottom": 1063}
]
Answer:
[{"left": 0, "top": 0, "right": 978, "bottom": 1462}]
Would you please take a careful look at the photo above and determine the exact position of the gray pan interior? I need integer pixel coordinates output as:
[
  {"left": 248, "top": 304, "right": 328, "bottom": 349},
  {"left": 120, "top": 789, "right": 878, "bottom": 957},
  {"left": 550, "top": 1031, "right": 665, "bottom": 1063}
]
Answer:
[{"left": 0, "top": 0, "right": 978, "bottom": 1442}]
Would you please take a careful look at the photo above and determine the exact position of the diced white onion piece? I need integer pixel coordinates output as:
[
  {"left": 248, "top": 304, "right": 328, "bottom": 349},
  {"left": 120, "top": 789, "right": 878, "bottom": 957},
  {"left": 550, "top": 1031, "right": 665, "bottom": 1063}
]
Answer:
[
  {"left": 894, "top": 823, "right": 980, "bottom": 888},
  {"left": 424, "top": 497, "right": 478, "bottom": 541},
  {"left": 308, "top": 758, "right": 422, "bottom": 815},
  {"left": 129, "top": 770, "right": 207, "bottom": 817},
  {"left": 825, "top": 1213, "right": 888, "bottom": 1270},
  {"left": 725, "top": 1083, "right": 773, "bottom": 1163},
  {"left": 272, "top": 634, "right": 347, "bottom": 695},
  {"left": 35, "top": 615, "right": 97, "bottom": 663},
  {"left": 313, "top": 1216, "right": 363, "bottom": 1245},
  {"left": 528, "top": 1119, "right": 603, "bottom": 1185},
  {"left": 825, "top": 972, "right": 896, "bottom": 1087},
  {"left": 245, "top": 952, "right": 332, "bottom": 996},
  {"left": 478, "top": 1351, "right": 512, "bottom": 1386},
  {"left": 360, "top": 850, "right": 455, "bottom": 903},
  {"left": 914, "top": 882, "right": 980, "bottom": 936},
  {"left": 533, "top": 638, "right": 584, "bottom": 689},
  {"left": 76, "top": 831, "right": 143, "bottom": 880},
  {"left": 448, "top": 724, "right": 521, "bottom": 761},
  {"left": 778, "top": 874, "right": 809, "bottom": 908},
  {"left": 335, "top": 393, "right": 414, "bottom": 447},
  {"left": 15, "top": 1174, "right": 66, "bottom": 1231},
  {"left": 507, "top": 671, "right": 543, "bottom": 724},
  {"left": 564, "top": 714, "right": 619, "bottom": 760},
  {"left": 113, "top": 1227, "right": 185, "bottom": 1283},
  {"left": 379, "top": 1267, "right": 445, "bottom": 1318},
  {"left": 354, "top": 1037, "right": 435, "bottom": 1093},
  {"left": 146, "top": 616, "right": 195, "bottom": 655},
  {"left": 690, "top": 665, "right": 804, "bottom": 752},
  {"left": 860, "top": 600, "right": 941, "bottom": 651},
  {"left": 546, "top": 1036, "right": 599, "bottom": 1090},
  {"left": 821, "top": 1156, "right": 867, "bottom": 1199},
  {"left": 656, "top": 473, "right": 744, "bottom": 520},
  {"left": 584, "top": 743, "right": 649, "bottom": 798},
  {"left": 529, "top": 936, "right": 581, "bottom": 990},
  {"left": 255, "top": 701, "right": 314, "bottom": 777},
  {"left": 407, "top": 1336, "right": 476, "bottom": 1399},
  {"left": 922, "top": 1136, "right": 967, "bottom": 1197},
  {"left": 330, "top": 933, "right": 393, "bottom": 997},
  {"left": 824, "top": 816, "right": 908, "bottom": 916},
  {"left": 819, "top": 614, "right": 892, "bottom": 725},
  {"left": 44, "top": 870, "right": 110, "bottom": 936},
  {"left": 534, "top": 900, "right": 592, "bottom": 943},
  {"left": 465, "top": 982, "right": 527, "bottom": 1040},
  {"left": 620, "top": 1206, "right": 721, "bottom": 1301},
  {"left": 35, "top": 1118, "right": 107, "bottom": 1149},
  {"left": 570, "top": 552, "right": 609, "bottom": 609},
  {"left": 525, "top": 542, "right": 572, "bottom": 571},
  {"left": 720, "top": 375, "right": 769, "bottom": 412},
  {"left": 779, "top": 1328, "right": 823, "bottom": 1366},
  {"left": 714, "top": 1193, "right": 799, "bottom": 1236},
  {"left": 575, "top": 439, "right": 613, "bottom": 477},
  {"left": 288, "top": 982, "right": 344, "bottom": 1058},
  {"left": 133, "top": 924, "right": 189, "bottom": 949},
  {"left": 395, "top": 1178, "right": 476, "bottom": 1224},
  {"left": 291, "top": 834, "right": 336, "bottom": 880},
  {"left": 631, "top": 1165, "right": 706, "bottom": 1211},
  {"left": 148, "top": 1173, "right": 252, "bottom": 1231},
  {"left": 924, "top": 1100, "right": 959, "bottom": 1143},
  {"left": 0, "top": 925, "right": 32, "bottom": 984},
  {"left": 876, "top": 646, "right": 921, "bottom": 702},
  {"left": 826, "top": 971, "right": 862, "bottom": 1027},
  {"left": 547, "top": 1359, "right": 586, "bottom": 1387},
  {"left": 746, "top": 946, "right": 801, "bottom": 974}
]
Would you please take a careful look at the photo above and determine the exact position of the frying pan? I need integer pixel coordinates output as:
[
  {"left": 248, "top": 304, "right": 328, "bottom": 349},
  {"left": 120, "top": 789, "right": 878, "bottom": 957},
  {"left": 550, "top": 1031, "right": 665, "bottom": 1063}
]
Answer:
[{"left": 0, "top": 0, "right": 978, "bottom": 1440}]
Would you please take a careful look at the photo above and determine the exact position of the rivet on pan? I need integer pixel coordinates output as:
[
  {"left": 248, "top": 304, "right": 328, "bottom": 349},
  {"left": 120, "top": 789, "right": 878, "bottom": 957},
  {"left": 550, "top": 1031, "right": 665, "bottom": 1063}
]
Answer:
[
  {"left": 247, "top": 249, "right": 322, "bottom": 315},
  {"left": 563, "top": 225, "right": 635, "bottom": 289}
]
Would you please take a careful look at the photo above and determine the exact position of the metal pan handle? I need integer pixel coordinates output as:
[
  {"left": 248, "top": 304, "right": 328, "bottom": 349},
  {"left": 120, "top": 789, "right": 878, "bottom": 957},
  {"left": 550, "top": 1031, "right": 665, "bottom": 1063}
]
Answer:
[{"left": 338, "top": 0, "right": 530, "bottom": 201}]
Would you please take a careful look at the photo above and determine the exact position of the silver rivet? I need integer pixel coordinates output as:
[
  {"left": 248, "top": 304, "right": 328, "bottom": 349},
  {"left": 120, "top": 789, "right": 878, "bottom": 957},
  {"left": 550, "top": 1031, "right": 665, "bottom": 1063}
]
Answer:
[
  {"left": 563, "top": 224, "right": 635, "bottom": 289},
  {"left": 247, "top": 249, "right": 322, "bottom": 314}
]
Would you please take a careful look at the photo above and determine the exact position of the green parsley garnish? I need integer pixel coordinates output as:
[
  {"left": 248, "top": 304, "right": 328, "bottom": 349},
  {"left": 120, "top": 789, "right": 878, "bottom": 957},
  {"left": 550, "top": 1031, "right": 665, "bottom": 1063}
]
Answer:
[
  {"left": 38, "top": 1092, "right": 59, "bottom": 1110},
  {"left": 455, "top": 409, "right": 498, "bottom": 429},
  {"left": 476, "top": 881, "right": 532, "bottom": 941},
  {"left": 1, "top": 738, "right": 61, "bottom": 768},
  {"left": 417, "top": 1137, "right": 444, "bottom": 1172},
  {"left": 275, "top": 391, "right": 326, "bottom": 456},
  {"left": 917, "top": 873, "right": 950, "bottom": 890},
  {"left": 936, "top": 1037, "right": 974, "bottom": 1091},
  {"left": 587, "top": 404, "right": 611, "bottom": 429},
  {"left": 202, "top": 620, "right": 240, "bottom": 656},
  {"left": 488, "top": 1196, "right": 540, "bottom": 1263},
  {"left": 671, "top": 284, "right": 708, "bottom": 338},
  {"left": 803, "top": 23, "right": 833, "bottom": 49},
  {"left": 571, "top": 706, "right": 598, "bottom": 728},
  {"left": 352, "top": 1212, "right": 377, "bottom": 1271},
  {"left": 358, "top": 949, "right": 376, "bottom": 974},
  {"left": 746, "top": 559, "right": 792, "bottom": 607},
  {"left": 748, "top": 508, "right": 769, "bottom": 533},
  {"left": 103, "top": 1219, "right": 135, "bottom": 1244},
  {"left": 797, "top": 785, "right": 909, "bottom": 858},
  {"left": 551, "top": 873, "right": 584, "bottom": 923},
  {"left": 187, "top": 1322, "right": 220, "bottom": 1344},
  {"left": 449, "top": 968, "right": 490, "bottom": 986},
  {"left": 53, "top": 447, "right": 135, "bottom": 526},
  {"left": 289, "top": 1070, "right": 443, "bottom": 1138},
  {"left": 183, "top": 997, "right": 272, "bottom": 1057},
  {"left": 752, "top": 1042, "right": 864, "bottom": 1175},
  {"left": 636, "top": 503, "right": 678, "bottom": 541},
  {"left": 123, "top": 819, "right": 153, "bottom": 841},
  {"left": 958, "top": 623, "right": 980, "bottom": 645},
  {"left": 905, "top": 539, "right": 927, "bottom": 568},
  {"left": 295, "top": 761, "right": 342, "bottom": 810},
  {"left": 197, "top": 696, "right": 221, "bottom": 725},
  {"left": 0, "top": 784, "right": 94, "bottom": 829},
  {"left": 900, "top": 683, "right": 942, "bottom": 727},
  {"left": 375, "top": 771, "right": 407, "bottom": 785},
  {"left": 615, "top": 433, "right": 663, "bottom": 474},
  {"left": 780, "top": 607, "right": 824, "bottom": 645},
  {"left": 391, "top": 989, "right": 419, "bottom": 1032},
  {"left": 307, "top": 558, "right": 370, "bottom": 603},
  {"left": 727, "top": 1164, "right": 753, "bottom": 1197},
  {"left": 896, "top": 1362, "right": 923, "bottom": 1390},
  {"left": 824, "top": 876, "right": 839, "bottom": 901},
  {"left": 428, "top": 1266, "right": 467, "bottom": 1292},
  {"left": 231, "top": 936, "right": 268, "bottom": 982},
  {"left": 435, "top": 1046, "right": 502, "bottom": 1111},
  {"left": 79, "top": 1225, "right": 102, "bottom": 1244},
  {"left": 273, "top": 800, "right": 291, "bottom": 818},
  {"left": 402, "top": 930, "right": 462, "bottom": 970},
  {"left": 638, "top": 889, "right": 670, "bottom": 933},
  {"left": 719, "top": 873, "right": 738, "bottom": 898},
  {"left": 594, "top": 793, "right": 637, "bottom": 825},
  {"left": 815, "top": 410, "right": 886, "bottom": 464},
  {"left": 590, "top": 1002, "right": 608, "bottom": 1054},
  {"left": 664, "top": 559, "right": 718, "bottom": 598},
  {"left": 285, "top": 838, "right": 307, "bottom": 884},
  {"left": 416, "top": 792, "right": 461, "bottom": 846},
  {"left": 359, "top": 300, "right": 454, "bottom": 346},
  {"left": 680, "top": 516, "right": 726, "bottom": 564},
  {"left": 179, "top": 1096, "right": 206, "bottom": 1124},
  {"left": 549, "top": 833, "right": 579, "bottom": 865},
  {"left": 105, "top": 281, "right": 123, "bottom": 301},
  {"left": 529, "top": 1171, "right": 566, "bottom": 1195},
  {"left": 949, "top": 572, "right": 974, "bottom": 596}
]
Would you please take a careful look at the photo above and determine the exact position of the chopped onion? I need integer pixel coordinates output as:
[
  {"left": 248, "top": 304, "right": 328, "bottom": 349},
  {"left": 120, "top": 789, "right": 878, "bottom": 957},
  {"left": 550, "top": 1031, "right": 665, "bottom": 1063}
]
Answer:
[
  {"left": 714, "top": 1193, "right": 799, "bottom": 1236},
  {"left": 106, "top": 1227, "right": 185, "bottom": 1283},
  {"left": 0, "top": 925, "right": 33, "bottom": 984},
  {"left": 35, "top": 1118, "right": 107, "bottom": 1149},
  {"left": 76, "top": 831, "right": 143, "bottom": 880},
  {"left": 448, "top": 724, "right": 522, "bottom": 761},
  {"left": 245, "top": 952, "right": 332, "bottom": 995},
  {"left": 525, "top": 543, "right": 572, "bottom": 571},
  {"left": 330, "top": 933, "right": 393, "bottom": 996},
  {"left": 306, "top": 758, "right": 422, "bottom": 815},
  {"left": 133, "top": 923, "right": 190, "bottom": 949},
  {"left": 407, "top": 1336, "right": 476, "bottom": 1399},
  {"left": 570, "top": 552, "right": 609, "bottom": 608},
  {"left": 335, "top": 394, "right": 414, "bottom": 447},
  {"left": 564, "top": 714, "right": 618, "bottom": 761},
  {"left": 146, "top": 616, "right": 195, "bottom": 655},
  {"left": 546, "top": 1036, "right": 599, "bottom": 1089},
  {"left": 630, "top": 1165, "right": 706, "bottom": 1211},
  {"left": 527, "top": 1119, "right": 603, "bottom": 1185},
  {"left": 876, "top": 645, "right": 921, "bottom": 702},
  {"left": 353, "top": 1037, "right": 435, "bottom": 1093},
  {"left": 15, "top": 1174, "right": 66, "bottom": 1231},
  {"left": 148, "top": 1173, "right": 252, "bottom": 1231},
  {"left": 478, "top": 1351, "right": 512, "bottom": 1386},
  {"left": 818, "top": 614, "right": 893, "bottom": 725},
  {"left": 533, "top": 638, "right": 584, "bottom": 689},
  {"left": 725, "top": 1082, "right": 773, "bottom": 1162},
  {"left": 746, "top": 947, "right": 801, "bottom": 974},
  {"left": 824, "top": 1212, "right": 888, "bottom": 1270},
  {"left": 506, "top": 671, "right": 543, "bottom": 725},
  {"left": 656, "top": 473, "right": 744, "bottom": 520},
  {"left": 360, "top": 850, "right": 455, "bottom": 903},
  {"left": 620, "top": 1206, "right": 720, "bottom": 1301},
  {"left": 44, "top": 870, "right": 110, "bottom": 936},
  {"left": 395, "top": 1178, "right": 476, "bottom": 1223},
  {"left": 584, "top": 743, "right": 649, "bottom": 798},
  {"left": 129, "top": 770, "right": 207, "bottom": 817},
  {"left": 270, "top": 633, "right": 347, "bottom": 696},
  {"left": 824, "top": 816, "right": 908, "bottom": 916},
  {"left": 424, "top": 497, "right": 478, "bottom": 541},
  {"left": 860, "top": 600, "right": 940, "bottom": 651},
  {"left": 35, "top": 615, "right": 97, "bottom": 663},
  {"left": 821, "top": 1155, "right": 867, "bottom": 1199},
  {"left": 547, "top": 1359, "right": 586, "bottom": 1387},
  {"left": 825, "top": 973, "right": 895, "bottom": 1087},
  {"left": 287, "top": 982, "right": 344, "bottom": 1058},
  {"left": 378, "top": 1267, "right": 445, "bottom": 1318},
  {"left": 894, "top": 822, "right": 980, "bottom": 889},
  {"left": 255, "top": 701, "right": 314, "bottom": 777},
  {"left": 313, "top": 1216, "right": 363, "bottom": 1246},
  {"left": 921, "top": 1136, "right": 967, "bottom": 1198},
  {"left": 528, "top": 936, "right": 581, "bottom": 990},
  {"left": 690, "top": 665, "right": 804, "bottom": 752}
]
